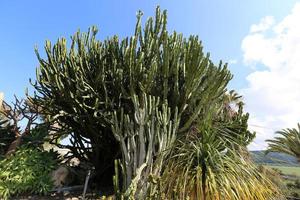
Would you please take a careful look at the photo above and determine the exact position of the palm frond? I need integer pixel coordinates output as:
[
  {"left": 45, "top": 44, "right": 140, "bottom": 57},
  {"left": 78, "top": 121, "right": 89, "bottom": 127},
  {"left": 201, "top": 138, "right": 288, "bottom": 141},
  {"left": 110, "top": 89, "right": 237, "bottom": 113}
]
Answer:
[{"left": 267, "top": 123, "right": 300, "bottom": 162}]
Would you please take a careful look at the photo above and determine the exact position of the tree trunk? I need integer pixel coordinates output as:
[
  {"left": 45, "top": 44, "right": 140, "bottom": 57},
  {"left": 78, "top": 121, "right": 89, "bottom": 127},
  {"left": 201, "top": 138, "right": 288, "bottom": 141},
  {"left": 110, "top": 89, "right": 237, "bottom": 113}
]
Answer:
[{"left": 6, "top": 136, "right": 22, "bottom": 156}]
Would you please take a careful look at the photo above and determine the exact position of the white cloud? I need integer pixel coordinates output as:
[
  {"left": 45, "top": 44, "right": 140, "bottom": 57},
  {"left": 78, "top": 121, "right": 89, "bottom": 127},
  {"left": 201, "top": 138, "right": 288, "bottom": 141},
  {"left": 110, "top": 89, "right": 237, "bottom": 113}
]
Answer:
[
  {"left": 241, "top": 3, "right": 300, "bottom": 150},
  {"left": 250, "top": 16, "right": 275, "bottom": 33},
  {"left": 228, "top": 59, "right": 238, "bottom": 65}
]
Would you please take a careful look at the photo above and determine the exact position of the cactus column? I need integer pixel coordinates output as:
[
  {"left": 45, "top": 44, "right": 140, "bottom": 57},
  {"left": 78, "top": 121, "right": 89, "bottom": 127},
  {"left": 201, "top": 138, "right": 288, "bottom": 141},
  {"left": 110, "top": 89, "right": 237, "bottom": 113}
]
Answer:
[{"left": 111, "top": 94, "right": 180, "bottom": 198}]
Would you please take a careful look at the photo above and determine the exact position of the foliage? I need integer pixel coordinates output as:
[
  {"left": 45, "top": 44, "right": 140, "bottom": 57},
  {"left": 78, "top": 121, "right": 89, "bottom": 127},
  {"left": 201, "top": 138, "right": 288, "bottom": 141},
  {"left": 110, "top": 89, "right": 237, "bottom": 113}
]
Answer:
[
  {"left": 285, "top": 179, "right": 300, "bottom": 198},
  {"left": 110, "top": 84, "right": 269, "bottom": 199},
  {"left": 0, "top": 146, "right": 58, "bottom": 199},
  {"left": 158, "top": 114, "right": 280, "bottom": 200},
  {"left": 265, "top": 166, "right": 300, "bottom": 199},
  {"left": 257, "top": 165, "right": 284, "bottom": 191},
  {"left": 29, "top": 5, "right": 273, "bottom": 199},
  {"left": 0, "top": 97, "right": 43, "bottom": 156},
  {"left": 0, "top": 119, "right": 15, "bottom": 158},
  {"left": 218, "top": 91, "right": 256, "bottom": 147},
  {"left": 267, "top": 123, "right": 300, "bottom": 162},
  {"left": 0, "top": 95, "right": 13, "bottom": 157},
  {"left": 269, "top": 166, "right": 300, "bottom": 176},
  {"left": 21, "top": 123, "right": 50, "bottom": 147},
  {"left": 29, "top": 5, "right": 235, "bottom": 185}
]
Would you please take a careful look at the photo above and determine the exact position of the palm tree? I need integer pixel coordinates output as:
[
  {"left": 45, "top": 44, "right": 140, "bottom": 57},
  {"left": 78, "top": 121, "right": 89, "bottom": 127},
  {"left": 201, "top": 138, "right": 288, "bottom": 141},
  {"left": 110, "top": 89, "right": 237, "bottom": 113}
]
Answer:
[
  {"left": 267, "top": 123, "right": 300, "bottom": 162},
  {"left": 225, "top": 90, "right": 243, "bottom": 105},
  {"left": 218, "top": 90, "right": 255, "bottom": 147},
  {"left": 221, "top": 90, "right": 244, "bottom": 118}
]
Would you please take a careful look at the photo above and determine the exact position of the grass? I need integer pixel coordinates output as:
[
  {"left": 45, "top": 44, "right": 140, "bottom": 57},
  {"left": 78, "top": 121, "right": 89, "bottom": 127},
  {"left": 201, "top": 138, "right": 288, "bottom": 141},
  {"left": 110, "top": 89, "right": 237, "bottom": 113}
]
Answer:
[
  {"left": 263, "top": 165, "right": 300, "bottom": 198},
  {"left": 266, "top": 165, "right": 300, "bottom": 177}
]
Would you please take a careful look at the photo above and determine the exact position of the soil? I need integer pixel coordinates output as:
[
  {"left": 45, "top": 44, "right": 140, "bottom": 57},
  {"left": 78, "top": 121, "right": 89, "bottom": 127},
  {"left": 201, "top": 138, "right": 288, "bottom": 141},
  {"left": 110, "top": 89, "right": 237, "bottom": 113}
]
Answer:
[{"left": 10, "top": 191, "right": 114, "bottom": 200}]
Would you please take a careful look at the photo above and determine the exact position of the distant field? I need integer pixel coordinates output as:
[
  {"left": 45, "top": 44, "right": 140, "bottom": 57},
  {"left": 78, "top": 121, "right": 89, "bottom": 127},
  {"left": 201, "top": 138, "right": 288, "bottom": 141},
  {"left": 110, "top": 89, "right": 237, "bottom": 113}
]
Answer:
[{"left": 266, "top": 165, "right": 300, "bottom": 176}]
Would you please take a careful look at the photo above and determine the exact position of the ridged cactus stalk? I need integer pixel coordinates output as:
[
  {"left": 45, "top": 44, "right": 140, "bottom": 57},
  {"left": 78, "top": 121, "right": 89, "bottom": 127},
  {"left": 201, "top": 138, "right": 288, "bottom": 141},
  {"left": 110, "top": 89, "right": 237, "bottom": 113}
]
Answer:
[{"left": 111, "top": 94, "right": 179, "bottom": 198}]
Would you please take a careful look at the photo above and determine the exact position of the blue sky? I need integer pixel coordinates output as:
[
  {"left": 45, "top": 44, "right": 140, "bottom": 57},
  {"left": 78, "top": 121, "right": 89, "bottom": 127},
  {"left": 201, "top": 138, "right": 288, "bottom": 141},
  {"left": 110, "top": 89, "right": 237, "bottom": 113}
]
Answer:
[{"left": 1, "top": 1, "right": 299, "bottom": 149}]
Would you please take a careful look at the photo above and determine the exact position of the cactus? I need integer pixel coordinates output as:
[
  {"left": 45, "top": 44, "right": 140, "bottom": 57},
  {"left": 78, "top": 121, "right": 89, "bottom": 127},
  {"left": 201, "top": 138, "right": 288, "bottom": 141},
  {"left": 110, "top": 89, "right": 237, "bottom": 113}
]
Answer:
[
  {"left": 111, "top": 94, "right": 180, "bottom": 198},
  {"left": 30, "top": 6, "right": 234, "bottom": 188}
]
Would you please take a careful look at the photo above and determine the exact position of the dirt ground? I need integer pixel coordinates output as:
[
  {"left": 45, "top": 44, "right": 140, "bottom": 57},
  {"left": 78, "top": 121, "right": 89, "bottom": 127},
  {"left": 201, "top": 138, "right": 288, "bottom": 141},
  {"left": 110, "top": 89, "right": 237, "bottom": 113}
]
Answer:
[{"left": 10, "top": 192, "right": 114, "bottom": 200}]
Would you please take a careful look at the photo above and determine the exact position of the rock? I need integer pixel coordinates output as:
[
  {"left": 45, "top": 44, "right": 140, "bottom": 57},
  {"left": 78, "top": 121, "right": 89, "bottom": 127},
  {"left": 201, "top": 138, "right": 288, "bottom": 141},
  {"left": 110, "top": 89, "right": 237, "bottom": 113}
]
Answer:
[{"left": 51, "top": 166, "right": 70, "bottom": 189}]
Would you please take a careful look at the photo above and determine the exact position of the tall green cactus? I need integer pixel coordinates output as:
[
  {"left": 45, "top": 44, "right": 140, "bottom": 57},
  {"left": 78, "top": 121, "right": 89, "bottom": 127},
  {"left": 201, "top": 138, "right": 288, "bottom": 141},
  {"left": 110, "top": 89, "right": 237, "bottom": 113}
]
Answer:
[
  {"left": 30, "top": 6, "right": 234, "bottom": 187},
  {"left": 111, "top": 94, "right": 179, "bottom": 198}
]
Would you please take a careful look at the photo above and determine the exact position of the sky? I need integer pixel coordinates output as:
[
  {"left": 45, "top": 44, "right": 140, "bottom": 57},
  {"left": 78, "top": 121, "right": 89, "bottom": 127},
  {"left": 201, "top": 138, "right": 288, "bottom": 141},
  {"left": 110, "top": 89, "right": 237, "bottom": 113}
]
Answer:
[{"left": 0, "top": 0, "right": 299, "bottom": 150}]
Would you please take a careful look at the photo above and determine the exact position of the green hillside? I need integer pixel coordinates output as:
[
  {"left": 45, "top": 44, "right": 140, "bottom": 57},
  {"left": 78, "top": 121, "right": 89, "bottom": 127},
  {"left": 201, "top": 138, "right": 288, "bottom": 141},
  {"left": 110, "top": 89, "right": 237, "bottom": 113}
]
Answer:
[{"left": 251, "top": 151, "right": 298, "bottom": 166}]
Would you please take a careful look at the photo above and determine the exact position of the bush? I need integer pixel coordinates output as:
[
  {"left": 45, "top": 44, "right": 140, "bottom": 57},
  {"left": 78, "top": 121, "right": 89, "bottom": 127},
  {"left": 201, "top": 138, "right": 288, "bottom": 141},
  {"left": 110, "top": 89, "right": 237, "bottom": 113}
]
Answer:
[
  {"left": 0, "top": 146, "right": 58, "bottom": 199},
  {"left": 0, "top": 119, "right": 15, "bottom": 158},
  {"left": 30, "top": 5, "right": 234, "bottom": 186}
]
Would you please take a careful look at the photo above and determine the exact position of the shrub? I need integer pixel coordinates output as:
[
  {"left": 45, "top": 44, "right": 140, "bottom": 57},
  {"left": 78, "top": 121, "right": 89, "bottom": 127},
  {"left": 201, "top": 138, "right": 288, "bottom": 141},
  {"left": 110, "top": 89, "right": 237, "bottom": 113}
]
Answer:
[
  {"left": 0, "top": 119, "right": 15, "bottom": 158},
  {"left": 160, "top": 131, "right": 281, "bottom": 199},
  {"left": 0, "top": 146, "right": 58, "bottom": 199},
  {"left": 0, "top": 97, "right": 45, "bottom": 157},
  {"left": 29, "top": 5, "right": 237, "bottom": 186}
]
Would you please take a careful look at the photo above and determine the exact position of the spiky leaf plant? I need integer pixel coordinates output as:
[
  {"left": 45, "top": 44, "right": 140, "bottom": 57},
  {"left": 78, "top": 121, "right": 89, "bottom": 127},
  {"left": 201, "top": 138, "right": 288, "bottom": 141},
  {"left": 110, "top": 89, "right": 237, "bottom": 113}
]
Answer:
[
  {"left": 161, "top": 125, "right": 281, "bottom": 200},
  {"left": 267, "top": 123, "right": 300, "bottom": 162}
]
